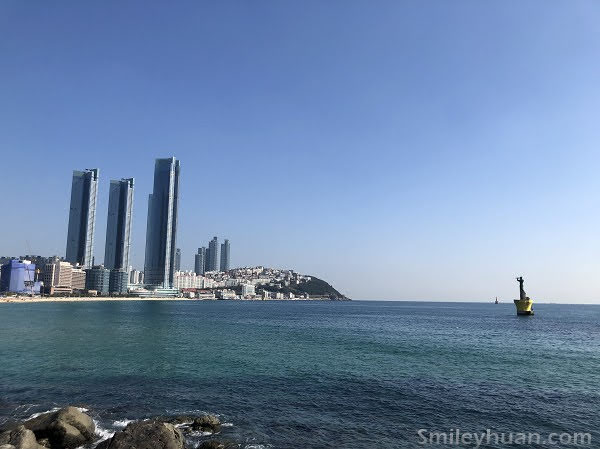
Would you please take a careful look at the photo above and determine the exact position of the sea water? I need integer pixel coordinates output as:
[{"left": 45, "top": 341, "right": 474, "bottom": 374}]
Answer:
[{"left": 1, "top": 300, "right": 599, "bottom": 448}]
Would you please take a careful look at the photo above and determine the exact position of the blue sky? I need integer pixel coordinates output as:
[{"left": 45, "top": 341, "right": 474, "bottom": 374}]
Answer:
[{"left": 1, "top": 1, "right": 599, "bottom": 302}]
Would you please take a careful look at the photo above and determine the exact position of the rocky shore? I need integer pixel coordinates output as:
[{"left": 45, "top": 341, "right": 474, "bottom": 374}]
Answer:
[{"left": 0, "top": 407, "right": 234, "bottom": 449}]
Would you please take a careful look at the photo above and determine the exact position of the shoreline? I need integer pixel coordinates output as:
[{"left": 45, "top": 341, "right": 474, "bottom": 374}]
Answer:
[
  {"left": 1, "top": 296, "right": 184, "bottom": 303},
  {"left": 0, "top": 296, "right": 340, "bottom": 303}
]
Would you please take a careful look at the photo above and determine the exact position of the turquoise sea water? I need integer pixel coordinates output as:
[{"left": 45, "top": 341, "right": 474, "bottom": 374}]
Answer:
[{"left": 0, "top": 300, "right": 599, "bottom": 448}]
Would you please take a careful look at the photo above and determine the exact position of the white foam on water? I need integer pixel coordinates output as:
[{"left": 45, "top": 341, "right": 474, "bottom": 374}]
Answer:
[
  {"left": 26, "top": 407, "right": 89, "bottom": 420},
  {"left": 189, "top": 430, "right": 213, "bottom": 437},
  {"left": 113, "top": 419, "right": 135, "bottom": 428},
  {"left": 222, "top": 422, "right": 233, "bottom": 427},
  {"left": 93, "top": 420, "right": 115, "bottom": 442},
  {"left": 16, "top": 404, "right": 37, "bottom": 414},
  {"left": 244, "top": 445, "right": 272, "bottom": 449},
  {"left": 174, "top": 422, "right": 194, "bottom": 428},
  {"left": 26, "top": 407, "right": 60, "bottom": 420}
]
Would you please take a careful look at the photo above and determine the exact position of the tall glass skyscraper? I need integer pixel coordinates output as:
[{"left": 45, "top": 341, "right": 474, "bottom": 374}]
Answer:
[
  {"left": 194, "top": 247, "right": 206, "bottom": 275},
  {"left": 207, "top": 236, "right": 219, "bottom": 272},
  {"left": 65, "top": 168, "right": 99, "bottom": 268},
  {"left": 104, "top": 178, "right": 134, "bottom": 270},
  {"left": 144, "top": 157, "right": 180, "bottom": 287},
  {"left": 174, "top": 248, "right": 181, "bottom": 272},
  {"left": 220, "top": 239, "right": 230, "bottom": 272}
]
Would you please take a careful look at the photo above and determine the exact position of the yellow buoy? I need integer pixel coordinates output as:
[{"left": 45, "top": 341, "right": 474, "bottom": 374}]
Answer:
[{"left": 514, "top": 276, "right": 534, "bottom": 316}]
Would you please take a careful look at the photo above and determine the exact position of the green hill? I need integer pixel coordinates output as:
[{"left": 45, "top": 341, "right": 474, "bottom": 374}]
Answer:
[{"left": 260, "top": 276, "right": 349, "bottom": 300}]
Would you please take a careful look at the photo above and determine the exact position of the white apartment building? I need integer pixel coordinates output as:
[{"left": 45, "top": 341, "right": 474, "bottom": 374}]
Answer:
[
  {"left": 173, "top": 271, "right": 206, "bottom": 289},
  {"left": 71, "top": 267, "right": 86, "bottom": 291},
  {"left": 241, "top": 284, "right": 256, "bottom": 297},
  {"left": 43, "top": 261, "right": 72, "bottom": 289}
]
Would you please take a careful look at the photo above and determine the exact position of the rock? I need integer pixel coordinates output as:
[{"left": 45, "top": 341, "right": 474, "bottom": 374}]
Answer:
[
  {"left": 190, "top": 416, "right": 221, "bottom": 434},
  {"left": 98, "top": 420, "right": 184, "bottom": 449},
  {"left": 157, "top": 416, "right": 194, "bottom": 426},
  {"left": 197, "top": 442, "right": 223, "bottom": 449},
  {"left": 35, "top": 440, "right": 49, "bottom": 449},
  {"left": 0, "top": 425, "right": 45, "bottom": 449},
  {"left": 0, "top": 444, "right": 16, "bottom": 449},
  {"left": 0, "top": 421, "right": 20, "bottom": 434},
  {"left": 196, "top": 441, "right": 236, "bottom": 449},
  {"left": 22, "top": 407, "right": 95, "bottom": 449},
  {"left": 94, "top": 440, "right": 110, "bottom": 449}
]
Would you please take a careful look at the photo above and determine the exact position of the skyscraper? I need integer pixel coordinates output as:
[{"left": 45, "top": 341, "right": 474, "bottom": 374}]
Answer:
[
  {"left": 207, "top": 236, "right": 219, "bottom": 272},
  {"left": 194, "top": 247, "right": 206, "bottom": 275},
  {"left": 104, "top": 178, "right": 134, "bottom": 270},
  {"left": 144, "top": 157, "right": 180, "bottom": 288},
  {"left": 220, "top": 239, "right": 230, "bottom": 272},
  {"left": 174, "top": 248, "right": 181, "bottom": 272},
  {"left": 66, "top": 168, "right": 99, "bottom": 268}
]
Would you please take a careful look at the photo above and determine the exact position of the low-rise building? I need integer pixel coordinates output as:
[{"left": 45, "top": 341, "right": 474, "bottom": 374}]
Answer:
[
  {"left": 128, "top": 287, "right": 180, "bottom": 298},
  {"left": 217, "top": 289, "right": 237, "bottom": 300},
  {"left": 241, "top": 283, "right": 256, "bottom": 298},
  {"left": 195, "top": 290, "right": 216, "bottom": 300}
]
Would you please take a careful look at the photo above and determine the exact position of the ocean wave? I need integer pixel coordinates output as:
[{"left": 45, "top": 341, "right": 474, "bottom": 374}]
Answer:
[
  {"left": 222, "top": 422, "right": 233, "bottom": 427},
  {"left": 93, "top": 419, "right": 115, "bottom": 442},
  {"left": 174, "top": 422, "right": 194, "bottom": 428},
  {"left": 14, "top": 404, "right": 37, "bottom": 414},
  {"left": 188, "top": 430, "right": 214, "bottom": 437},
  {"left": 26, "top": 407, "right": 60, "bottom": 420},
  {"left": 113, "top": 419, "right": 135, "bottom": 427},
  {"left": 26, "top": 406, "right": 89, "bottom": 421}
]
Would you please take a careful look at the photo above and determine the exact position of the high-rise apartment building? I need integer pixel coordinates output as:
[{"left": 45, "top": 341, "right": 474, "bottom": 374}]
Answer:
[
  {"left": 104, "top": 178, "right": 134, "bottom": 270},
  {"left": 207, "top": 236, "right": 219, "bottom": 272},
  {"left": 175, "top": 248, "right": 181, "bottom": 272},
  {"left": 129, "top": 269, "right": 144, "bottom": 285},
  {"left": 143, "top": 157, "right": 180, "bottom": 288},
  {"left": 65, "top": 169, "right": 99, "bottom": 268},
  {"left": 194, "top": 247, "right": 206, "bottom": 275},
  {"left": 220, "top": 239, "right": 230, "bottom": 272}
]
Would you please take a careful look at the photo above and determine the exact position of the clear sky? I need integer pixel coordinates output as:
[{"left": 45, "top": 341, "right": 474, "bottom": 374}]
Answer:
[{"left": 1, "top": 1, "right": 599, "bottom": 302}]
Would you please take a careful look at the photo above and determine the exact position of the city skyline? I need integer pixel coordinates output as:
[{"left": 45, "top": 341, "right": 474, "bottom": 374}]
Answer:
[
  {"left": 1, "top": 2, "right": 599, "bottom": 301},
  {"left": 58, "top": 159, "right": 234, "bottom": 290}
]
